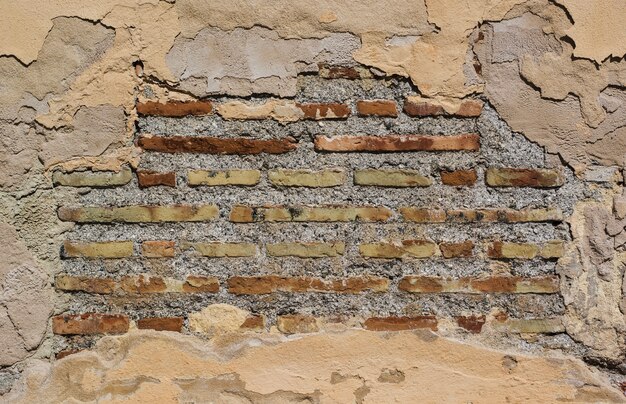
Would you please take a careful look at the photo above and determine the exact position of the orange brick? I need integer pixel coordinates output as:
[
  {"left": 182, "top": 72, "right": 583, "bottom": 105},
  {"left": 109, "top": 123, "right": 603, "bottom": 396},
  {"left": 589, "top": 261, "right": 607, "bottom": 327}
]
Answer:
[
  {"left": 403, "top": 97, "right": 483, "bottom": 117},
  {"left": 398, "top": 276, "right": 559, "bottom": 294},
  {"left": 136, "top": 170, "right": 176, "bottom": 188},
  {"left": 363, "top": 316, "right": 438, "bottom": 331},
  {"left": 136, "top": 100, "right": 213, "bottom": 117},
  {"left": 56, "top": 349, "right": 83, "bottom": 360},
  {"left": 52, "top": 313, "right": 129, "bottom": 335},
  {"left": 439, "top": 241, "right": 474, "bottom": 258},
  {"left": 314, "top": 134, "right": 480, "bottom": 152},
  {"left": 182, "top": 275, "right": 220, "bottom": 293},
  {"left": 137, "top": 317, "right": 184, "bottom": 332},
  {"left": 142, "top": 241, "right": 175, "bottom": 258},
  {"left": 440, "top": 169, "right": 478, "bottom": 186},
  {"left": 120, "top": 275, "right": 167, "bottom": 294},
  {"left": 240, "top": 315, "right": 266, "bottom": 331},
  {"left": 296, "top": 103, "right": 350, "bottom": 119},
  {"left": 486, "top": 168, "right": 564, "bottom": 188},
  {"left": 356, "top": 100, "right": 398, "bottom": 117}
]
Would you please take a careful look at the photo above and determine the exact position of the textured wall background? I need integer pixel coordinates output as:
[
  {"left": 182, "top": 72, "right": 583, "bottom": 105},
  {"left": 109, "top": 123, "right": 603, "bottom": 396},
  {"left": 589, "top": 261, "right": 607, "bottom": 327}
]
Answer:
[{"left": 1, "top": 1, "right": 625, "bottom": 402}]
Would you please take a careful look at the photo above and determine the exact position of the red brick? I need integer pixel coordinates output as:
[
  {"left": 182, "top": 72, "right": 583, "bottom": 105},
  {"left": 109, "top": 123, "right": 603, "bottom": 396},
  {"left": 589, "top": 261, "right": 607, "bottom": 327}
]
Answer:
[
  {"left": 52, "top": 313, "right": 129, "bottom": 335},
  {"left": 363, "top": 316, "right": 438, "bottom": 331},
  {"left": 227, "top": 276, "right": 389, "bottom": 295},
  {"left": 456, "top": 315, "right": 486, "bottom": 333},
  {"left": 296, "top": 103, "right": 350, "bottom": 119},
  {"left": 137, "top": 170, "right": 176, "bottom": 188},
  {"left": 440, "top": 169, "right": 478, "bottom": 186},
  {"left": 314, "top": 134, "right": 480, "bottom": 152},
  {"left": 486, "top": 168, "right": 564, "bottom": 188},
  {"left": 240, "top": 315, "right": 266, "bottom": 330},
  {"left": 356, "top": 100, "right": 398, "bottom": 117},
  {"left": 439, "top": 241, "right": 474, "bottom": 258},
  {"left": 138, "top": 135, "right": 297, "bottom": 154},
  {"left": 136, "top": 100, "right": 213, "bottom": 117},
  {"left": 137, "top": 317, "right": 184, "bottom": 332}
]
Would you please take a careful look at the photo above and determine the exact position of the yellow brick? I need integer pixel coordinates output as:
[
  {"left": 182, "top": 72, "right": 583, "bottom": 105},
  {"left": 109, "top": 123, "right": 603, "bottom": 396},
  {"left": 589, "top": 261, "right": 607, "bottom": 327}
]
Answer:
[
  {"left": 354, "top": 169, "right": 432, "bottom": 187},
  {"left": 63, "top": 241, "right": 133, "bottom": 259},
  {"left": 180, "top": 242, "right": 257, "bottom": 257},
  {"left": 188, "top": 169, "right": 261, "bottom": 186},
  {"left": 540, "top": 241, "right": 565, "bottom": 258},
  {"left": 359, "top": 240, "right": 437, "bottom": 258},
  {"left": 266, "top": 242, "right": 345, "bottom": 257},
  {"left": 494, "top": 318, "right": 565, "bottom": 334},
  {"left": 58, "top": 205, "right": 218, "bottom": 223},
  {"left": 268, "top": 169, "right": 345, "bottom": 187},
  {"left": 263, "top": 206, "right": 392, "bottom": 222},
  {"left": 52, "top": 167, "right": 133, "bottom": 187}
]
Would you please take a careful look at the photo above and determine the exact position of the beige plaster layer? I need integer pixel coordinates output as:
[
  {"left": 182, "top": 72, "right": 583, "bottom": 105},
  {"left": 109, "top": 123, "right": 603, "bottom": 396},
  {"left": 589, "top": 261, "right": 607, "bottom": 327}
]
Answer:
[{"left": 6, "top": 330, "right": 625, "bottom": 403}]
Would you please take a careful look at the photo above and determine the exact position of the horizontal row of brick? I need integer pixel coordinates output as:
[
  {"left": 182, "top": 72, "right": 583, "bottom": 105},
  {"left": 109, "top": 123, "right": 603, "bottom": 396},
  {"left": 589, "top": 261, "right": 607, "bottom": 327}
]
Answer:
[
  {"left": 58, "top": 205, "right": 563, "bottom": 223},
  {"left": 61, "top": 240, "right": 565, "bottom": 260},
  {"left": 53, "top": 167, "right": 565, "bottom": 189},
  {"left": 52, "top": 311, "right": 564, "bottom": 339},
  {"left": 136, "top": 97, "right": 484, "bottom": 119},
  {"left": 55, "top": 274, "right": 560, "bottom": 295}
]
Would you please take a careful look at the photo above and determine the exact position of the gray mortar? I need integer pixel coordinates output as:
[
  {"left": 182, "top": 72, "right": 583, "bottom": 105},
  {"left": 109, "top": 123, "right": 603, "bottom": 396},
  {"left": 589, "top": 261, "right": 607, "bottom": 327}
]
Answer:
[{"left": 56, "top": 74, "right": 597, "bottom": 355}]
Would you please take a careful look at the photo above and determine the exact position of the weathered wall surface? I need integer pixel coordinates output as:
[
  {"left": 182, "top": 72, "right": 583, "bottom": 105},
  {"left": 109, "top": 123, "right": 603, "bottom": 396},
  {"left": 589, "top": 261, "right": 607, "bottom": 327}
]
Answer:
[{"left": 1, "top": 0, "right": 625, "bottom": 401}]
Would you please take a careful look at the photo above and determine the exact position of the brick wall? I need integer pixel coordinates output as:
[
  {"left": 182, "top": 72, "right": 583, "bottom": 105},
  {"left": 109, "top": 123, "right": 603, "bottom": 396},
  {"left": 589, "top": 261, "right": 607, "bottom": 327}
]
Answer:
[{"left": 51, "top": 67, "right": 579, "bottom": 355}]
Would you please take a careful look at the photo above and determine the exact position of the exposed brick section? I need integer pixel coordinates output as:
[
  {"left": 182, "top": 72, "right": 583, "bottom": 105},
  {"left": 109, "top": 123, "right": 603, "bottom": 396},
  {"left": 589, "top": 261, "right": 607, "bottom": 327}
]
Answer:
[
  {"left": 136, "top": 170, "right": 176, "bottom": 188},
  {"left": 227, "top": 276, "right": 389, "bottom": 295},
  {"left": 181, "top": 275, "right": 220, "bottom": 293},
  {"left": 356, "top": 100, "right": 398, "bottom": 117},
  {"left": 120, "top": 275, "right": 167, "bottom": 294},
  {"left": 52, "top": 313, "right": 129, "bottom": 335},
  {"left": 268, "top": 169, "right": 345, "bottom": 187},
  {"left": 400, "top": 207, "right": 563, "bottom": 223},
  {"left": 55, "top": 275, "right": 115, "bottom": 294},
  {"left": 52, "top": 167, "right": 132, "bottom": 188},
  {"left": 403, "top": 97, "right": 483, "bottom": 117},
  {"left": 136, "top": 100, "right": 213, "bottom": 117},
  {"left": 277, "top": 315, "right": 319, "bottom": 334},
  {"left": 267, "top": 242, "right": 345, "bottom": 257},
  {"left": 485, "top": 168, "right": 564, "bottom": 188},
  {"left": 62, "top": 241, "right": 133, "bottom": 259},
  {"left": 487, "top": 241, "right": 565, "bottom": 260},
  {"left": 456, "top": 315, "right": 486, "bottom": 333},
  {"left": 359, "top": 240, "right": 437, "bottom": 258},
  {"left": 398, "top": 275, "right": 559, "bottom": 294},
  {"left": 137, "top": 317, "right": 184, "bottom": 332},
  {"left": 353, "top": 169, "right": 431, "bottom": 187},
  {"left": 363, "top": 316, "right": 438, "bottom": 331},
  {"left": 180, "top": 242, "right": 257, "bottom": 257},
  {"left": 188, "top": 169, "right": 261, "bottom": 186},
  {"left": 440, "top": 169, "right": 478, "bottom": 186},
  {"left": 494, "top": 318, "right": 565, "bottom": 334},
  {"left": 314, "top": 134, "right": 480, "bottom": 152},
  {"left": 141, "top": 241, "right": 175, "bottom": 258},
  {"left": 230, "top": 205, "right": 393, "bottom": 223},
  {"left": 439, "top": 241, "right": 474, "bottom": 258},
  {"left": 240, "top": 315, "right": 266, "bottom": 330},
  {"left": 296, "top": 103, "right": 350, "bottom": 119},
  {"left": 58, "top": 205, "right": 218, "bottom": 223},
  {"left": 138, "top": 135, "right": 297, "bottom": 154}
]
